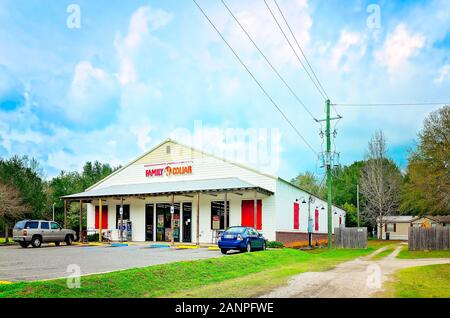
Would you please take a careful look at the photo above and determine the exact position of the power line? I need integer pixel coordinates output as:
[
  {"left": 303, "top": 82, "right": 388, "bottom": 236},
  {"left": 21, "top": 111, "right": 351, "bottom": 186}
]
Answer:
[
  {"left": 192, "top": 0, "right": 318, "bottom": 155},
  {"left": 220, "top": 0, "right": 318, "bottom": 121},
  {"left": 333, "top": 102, "right": 450, "bottom": 107},
  {"left": 271, "top": 0, "right": 341, "bottom": 118},
  {"left": 272, "top": 0, "right": 328, "bottom": 100},
  {"left": 263, "top": 0, "right": 327, "bottom": 102}
]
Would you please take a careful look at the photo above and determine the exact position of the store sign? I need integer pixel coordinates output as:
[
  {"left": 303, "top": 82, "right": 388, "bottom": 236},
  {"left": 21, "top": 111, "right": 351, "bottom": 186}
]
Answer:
[{"left": 145, "top": 164, "right": 193, "bottom": 178}]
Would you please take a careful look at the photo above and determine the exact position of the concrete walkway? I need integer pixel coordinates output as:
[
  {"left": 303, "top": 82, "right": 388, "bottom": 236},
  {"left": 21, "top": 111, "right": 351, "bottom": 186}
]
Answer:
[{"left": 261, "top": 245, "right": 450, "bottom": 298}]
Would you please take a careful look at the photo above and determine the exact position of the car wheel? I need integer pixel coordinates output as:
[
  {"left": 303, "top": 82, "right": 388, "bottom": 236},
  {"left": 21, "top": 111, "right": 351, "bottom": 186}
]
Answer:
[
  {"left": 31, "top": 236, "right": 42, "bottom": 248},
  {"left": 246, "top": 242, "right": 252, "bottom": 253},
  {"left": 65, "top": 235, "right": 73, "bottom": 246},
  {"left": 262, "top": 241, "right": 266, "bottom": 251},
  {"left": 19, "top": 242, "right": 29, "bottom": 248},
  {"left": 55, "top": 241, "right": 60, "bottom": 246},
  {"left": 220, "top": 248, "right": 228, "bottom": 255}
]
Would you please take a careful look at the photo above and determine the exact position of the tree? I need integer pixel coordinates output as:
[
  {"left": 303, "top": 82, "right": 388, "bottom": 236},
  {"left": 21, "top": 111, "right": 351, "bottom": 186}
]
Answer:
[
  {"left": 0, "top": 182, "right": 31, "bottom": 243},
  {"left": 290, "top": 171, "right": 322, "bottom": 197},
  {"left": 342, "top": 202, "right": 358, "bottom": 227},
  {"left": 47, "top": 161, "right": 119, "bottom": 229},
  {"left": 360, "top": 131, "right": 402, "bottom": 239},
  {"left": 323, "top": 161, "right": 365, "bottom": 207},
  {"left": 401, "top": 105, "right": 450, "bottom": 215},
  {"left": 0, "top": 156, "right": 46, "bottom": 219}
]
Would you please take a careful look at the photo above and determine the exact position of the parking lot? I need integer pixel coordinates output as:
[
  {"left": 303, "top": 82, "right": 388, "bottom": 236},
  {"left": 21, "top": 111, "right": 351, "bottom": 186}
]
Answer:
[{"left": 0, "top": 244, "right": 222, "bottom": 282}]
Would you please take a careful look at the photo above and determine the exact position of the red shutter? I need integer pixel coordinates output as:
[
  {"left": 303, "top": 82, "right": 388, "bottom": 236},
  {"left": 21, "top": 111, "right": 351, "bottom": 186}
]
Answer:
[
  {"left": 339, "top": 216, "right": 342, "bottom": 225},
  {"left": 293, "top": 202, "right": 299, "bottom": 230},
  {"left": 315, "top": 208, "right": 319, "bottom": 231},
  {"left": 95, "top": 206, "right": 108, "bottom": 229},
  {"left": 241, "top": 200, "right": 262, "bottom": 230},
  {"left": 257, "top": 200, "right": 262, "bottom": 230}
]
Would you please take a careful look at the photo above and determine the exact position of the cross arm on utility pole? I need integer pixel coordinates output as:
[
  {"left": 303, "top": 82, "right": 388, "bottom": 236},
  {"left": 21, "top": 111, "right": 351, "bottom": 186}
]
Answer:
[{"left": 315, "top": 115, "right": 343, "bottom": 122}]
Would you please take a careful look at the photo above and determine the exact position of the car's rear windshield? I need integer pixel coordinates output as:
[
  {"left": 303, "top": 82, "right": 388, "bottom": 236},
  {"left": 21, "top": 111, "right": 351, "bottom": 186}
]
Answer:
[
  {"left": 225, "top": 227, "right": 246, "bottom": 234},
  {"left": 14, "top": 221, "right": 27, "bottom": 230}
]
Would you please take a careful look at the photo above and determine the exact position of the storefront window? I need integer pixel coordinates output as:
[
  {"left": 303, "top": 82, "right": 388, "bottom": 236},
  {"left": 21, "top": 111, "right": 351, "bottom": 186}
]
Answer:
[{"left": 211, "top": 201, "right": 230, "bottom": 230}]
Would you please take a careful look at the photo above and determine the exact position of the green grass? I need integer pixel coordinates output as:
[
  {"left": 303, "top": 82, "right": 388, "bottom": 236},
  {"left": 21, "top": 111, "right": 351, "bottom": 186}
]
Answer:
[
  {"left": 385, "top": 264, "right": 450, "bottom": 298},
  {"left": 0, "top": 237, "right": 15, "bottom": 244},
  {"left": 371, "top": 245, "right": 395, "bottom": 260},
  {"left": 0, "top": 247, "right": 378, "bottom": 298},
  {"left": 397, "top": 246, "right": 450, "bottom": 259}
]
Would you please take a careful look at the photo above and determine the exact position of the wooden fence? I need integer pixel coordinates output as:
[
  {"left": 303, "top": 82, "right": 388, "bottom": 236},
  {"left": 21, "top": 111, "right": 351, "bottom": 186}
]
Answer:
[
  {"left": 408, "top": 227, "right": 450, "bottom": 251},
  {"left": 335, "top": 227, "right": 367, "bottom": 249}
]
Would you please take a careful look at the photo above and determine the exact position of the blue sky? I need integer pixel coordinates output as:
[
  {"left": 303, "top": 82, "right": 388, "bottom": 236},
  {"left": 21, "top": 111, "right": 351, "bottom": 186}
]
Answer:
[{"left": 0, "top": 0, "right": 449, "bottom": 180}]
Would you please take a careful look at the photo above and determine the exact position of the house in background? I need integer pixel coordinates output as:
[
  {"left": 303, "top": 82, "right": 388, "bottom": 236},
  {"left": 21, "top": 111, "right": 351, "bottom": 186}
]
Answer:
[
  {"left": 378, "top": 215, "right": 450, "bottom": 240},
  {"left": 377, "top": 216, "right": 416, "bottom": 240},
  {"left": 411, "top": 215, "right": 450, "bottom": 228}
]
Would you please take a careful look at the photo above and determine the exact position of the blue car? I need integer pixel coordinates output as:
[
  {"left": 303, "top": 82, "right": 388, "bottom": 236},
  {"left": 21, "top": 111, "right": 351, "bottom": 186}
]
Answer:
[{"left": 218, "top": 226, "right": 267, "bottom": 254}]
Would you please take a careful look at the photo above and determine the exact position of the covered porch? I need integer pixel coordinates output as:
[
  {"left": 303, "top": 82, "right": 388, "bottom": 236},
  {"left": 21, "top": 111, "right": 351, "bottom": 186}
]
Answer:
[{"left": 61, "top": 178, "right": 273, "bottom": 244}]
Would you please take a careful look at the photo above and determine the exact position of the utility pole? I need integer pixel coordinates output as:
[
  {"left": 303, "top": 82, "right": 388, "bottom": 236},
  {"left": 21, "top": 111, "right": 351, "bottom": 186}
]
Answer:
[
  {"left": 326, "top": 99, "right": 332, "bottom": 250},
  {"left": 357, "top": 183, "right": 360, "bottom": 227},
  {"left": 317, "top": 99, "right": 342, "bottom": 250}
]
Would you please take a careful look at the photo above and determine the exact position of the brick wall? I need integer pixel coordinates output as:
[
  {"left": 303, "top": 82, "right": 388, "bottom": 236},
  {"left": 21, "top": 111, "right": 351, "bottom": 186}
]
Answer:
[{"left": 275, "top": 231, "right": 333, "bottom": 246}]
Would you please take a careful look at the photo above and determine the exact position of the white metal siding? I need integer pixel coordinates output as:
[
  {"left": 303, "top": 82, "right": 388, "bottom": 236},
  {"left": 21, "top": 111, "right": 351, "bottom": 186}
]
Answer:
[
  {"left": 275, "top": 179, "right": 346, "bottom": 235},
  {"left": 90, "top": 142, "right": 277, "bottom": 193}
]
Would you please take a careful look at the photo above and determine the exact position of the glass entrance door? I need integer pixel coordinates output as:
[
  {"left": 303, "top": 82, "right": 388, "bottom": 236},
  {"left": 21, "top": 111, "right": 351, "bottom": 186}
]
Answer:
[
  {"left": 182, "top": 202, "right": 192, "bottom": 243},
  {"left": 156, "top": 203, "right": 180, "bottom": 242}
]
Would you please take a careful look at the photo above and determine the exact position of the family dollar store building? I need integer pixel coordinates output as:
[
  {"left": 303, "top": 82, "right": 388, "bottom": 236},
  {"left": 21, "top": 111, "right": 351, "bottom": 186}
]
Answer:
[{"left": 62, "top": 139, "right": 346, "bottom": 245}]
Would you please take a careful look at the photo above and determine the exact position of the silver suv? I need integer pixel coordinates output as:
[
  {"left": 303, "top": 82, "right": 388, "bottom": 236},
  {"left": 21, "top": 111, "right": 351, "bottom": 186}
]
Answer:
[{"left": 13, "top": 220, "right": 77, "bottom": 248}]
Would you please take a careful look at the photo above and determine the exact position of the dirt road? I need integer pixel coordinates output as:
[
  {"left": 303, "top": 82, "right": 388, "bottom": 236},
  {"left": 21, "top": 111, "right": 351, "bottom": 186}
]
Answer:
[{"left": 261, "top": 244, "right": 450, "bottom": 298}]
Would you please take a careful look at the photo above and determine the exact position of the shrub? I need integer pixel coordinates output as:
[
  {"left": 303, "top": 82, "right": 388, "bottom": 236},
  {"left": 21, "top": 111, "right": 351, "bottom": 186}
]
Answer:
[
  {"left": 87, "top": 233, "right": 99, "bottom": 242},
  {"left": 267, "top": 241, "right": 284, "bottom": 248}
]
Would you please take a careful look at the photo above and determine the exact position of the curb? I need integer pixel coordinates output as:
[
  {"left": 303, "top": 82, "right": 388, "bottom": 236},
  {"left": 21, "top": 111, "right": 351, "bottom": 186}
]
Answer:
[
  {"left": 177, "top": 245, "right": 199, "bottom": 249},
  {"left": 0, "top": 281, "right": 12, "bottom": 284}
]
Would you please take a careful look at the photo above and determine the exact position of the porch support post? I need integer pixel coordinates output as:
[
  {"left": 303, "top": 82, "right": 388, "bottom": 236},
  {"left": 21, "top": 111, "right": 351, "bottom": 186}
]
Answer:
[
  {"left": 253, "top": 190, "right": 257, "bottom": 229},
  {"left": 64, "top": 200, "right": 67, "bottom": 229},
  {"left": 180, "top": 202, "right": 183, "bottom": 243},
  {"left": 120, "top": 197, "right": 124, "bottom": 243},
  {"left": 224, "top": 192, "right": 228, "bottom": 231},
  {"left": 171, "top": 194, "right": 175, "bottom": 246},
  {"left": 153, "top": 204, "right": 156, "bottom": 242},
  {"left": 79, "top": 200, "right": 82, "bottom": 242},
  {"left": 196, "top": 192, "right": 200, "bottom": 245},
  {"left": 99, "top": 198, "right": 102, "bottom": 242}
]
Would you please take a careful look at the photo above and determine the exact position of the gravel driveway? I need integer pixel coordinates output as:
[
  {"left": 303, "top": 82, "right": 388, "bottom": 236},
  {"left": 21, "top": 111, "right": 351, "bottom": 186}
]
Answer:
[
  {"left": 261, "top": 244, "right": 450, "bottom": 298},
  {"left": 0, "top": 244, "right": 221, "bottom": 282}
]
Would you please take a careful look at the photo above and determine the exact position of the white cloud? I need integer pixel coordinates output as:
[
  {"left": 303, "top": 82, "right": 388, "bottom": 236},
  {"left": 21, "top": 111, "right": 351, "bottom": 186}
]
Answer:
[
  {"left": 204, "top": 0, "right": 313, "bottom": 71},
  {"left": 330, "top": 30, "right": 366, "bottom": 72},
  {"left": 434, "top": 64, "right": 450, "bottom": 84},
  {"left": 115, "top": 6, "right": 172, "bottom": 85},
  {"left": 67, "top": 61, "right": 118, "bottom": 121},
  {"left": 375, "top": 23, "right": 425, "bottom": 75},
  {"left": 220, "top": 76, "right": 240, "bottom": 96},
  {"left": 1, "top": 129, "right": 45, "bottom": 153},
  {"left": 130, "top": 123, "right": 152, "bottom": 152}
]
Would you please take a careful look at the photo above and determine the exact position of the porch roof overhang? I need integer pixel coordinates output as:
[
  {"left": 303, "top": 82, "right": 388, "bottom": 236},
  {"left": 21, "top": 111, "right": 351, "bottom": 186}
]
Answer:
[{"left": 61, "top": 177, "right": 274, "bottom": 201}]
